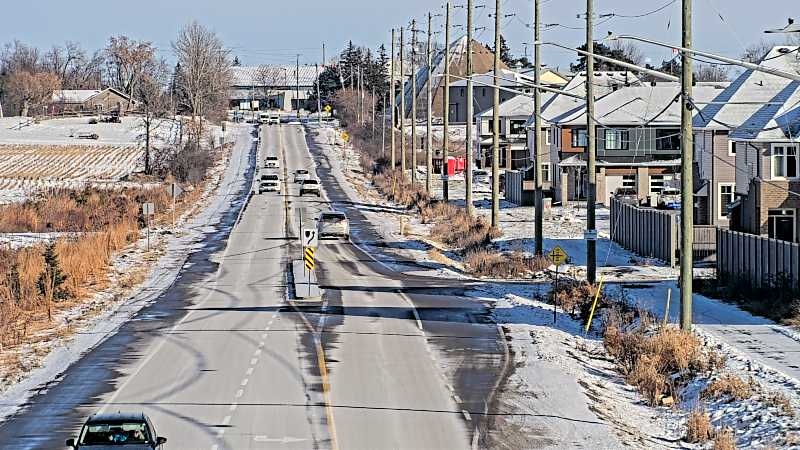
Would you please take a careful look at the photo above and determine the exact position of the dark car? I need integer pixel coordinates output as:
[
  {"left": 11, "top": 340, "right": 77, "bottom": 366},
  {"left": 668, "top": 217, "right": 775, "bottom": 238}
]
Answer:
[
  {"left": 66, "top": 412, "right": 167, "bottom": 449},
  {"left": 613, "top": 188, "right": 639, "bottom": 205}
]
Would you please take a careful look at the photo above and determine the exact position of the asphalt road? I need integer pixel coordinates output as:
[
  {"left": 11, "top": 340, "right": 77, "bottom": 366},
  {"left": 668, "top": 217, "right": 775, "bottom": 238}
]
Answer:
[{"left": 0, "top": 123, "right": 505, "bottom": 450}]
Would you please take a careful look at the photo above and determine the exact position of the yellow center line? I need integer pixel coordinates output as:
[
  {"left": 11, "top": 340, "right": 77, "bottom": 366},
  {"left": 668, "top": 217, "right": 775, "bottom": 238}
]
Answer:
[{"left": 278, "top": 125, "right": 339, "bottom": 450}]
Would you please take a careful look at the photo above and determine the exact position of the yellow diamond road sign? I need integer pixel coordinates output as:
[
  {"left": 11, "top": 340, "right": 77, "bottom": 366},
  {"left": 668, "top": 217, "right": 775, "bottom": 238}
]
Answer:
[
  {"left": 548, "top": 246, "right": 568, "bottom": 266},
  {"left": 304, "top": 247, "right": 316, "bottom": 271}
]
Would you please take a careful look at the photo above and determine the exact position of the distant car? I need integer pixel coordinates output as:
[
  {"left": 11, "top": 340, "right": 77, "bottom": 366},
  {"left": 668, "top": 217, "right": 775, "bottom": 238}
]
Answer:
[
  {"left": 260, "top": 173, "right": 279, "bottom": 183},
  {"left": 472, "top": 170, "right": 489, "bottom": 184},
  {"left": 614, "top": 188, "right": 640, "bottom": 205},
  {"left": 299, "top": 179, "right": 321, "bottom": 197},
  {"left": 259, "top": 180, "right": 281, "bottom": 194},
  {"left": 77, "top": 132, "right": 100, "bottom": 140},
  {"left": 318, "top": 211, "right": 349, "bottom": 239},
  {"left": 66, "top": 412, "right": 166, "bottom": 449},
  {"left": 267, "top": 113, "right": 280, "bottom": 125},
  {"left": 294, "top": 169, "right": 311, "bottom": 183},
  {"left": 659, "top": 188, "right": 681, "bottom": 209},
  {"left": 264, "top": 156, "right": 280, "bottom": 169}
]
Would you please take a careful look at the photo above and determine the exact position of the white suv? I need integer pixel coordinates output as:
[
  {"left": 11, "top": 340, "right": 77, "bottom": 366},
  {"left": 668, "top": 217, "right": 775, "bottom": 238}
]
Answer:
[{"left": 318, "top": 211, "right": 349, "bottom": 239}]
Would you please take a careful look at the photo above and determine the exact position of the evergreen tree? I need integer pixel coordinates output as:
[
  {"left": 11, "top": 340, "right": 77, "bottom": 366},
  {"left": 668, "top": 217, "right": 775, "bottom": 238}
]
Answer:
[
  {"left": 570, "top": 42, "right": 638, "bottom": 73},
  {"left": 232, "top": 56, "right": 241, "bottom": 66},
  {"left": 37, "top": 242, "right": 68, "bottom": 303}
]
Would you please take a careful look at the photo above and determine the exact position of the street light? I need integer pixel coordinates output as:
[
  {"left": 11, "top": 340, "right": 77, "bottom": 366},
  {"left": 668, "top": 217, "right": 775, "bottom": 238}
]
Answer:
[
  {"left": 765, "top": 18, "right": 800, "bottom": 34},
  {"left": 607, "top": 32, "right": 800, "bottom": 82}
]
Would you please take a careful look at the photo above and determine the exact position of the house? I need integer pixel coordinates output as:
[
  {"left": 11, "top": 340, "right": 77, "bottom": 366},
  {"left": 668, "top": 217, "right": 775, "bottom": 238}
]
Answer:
[
  {"left": 695, "top": 46, "right": 800, "bottom": 241},
  {"left": 50, "top": 88, "right": 137, "bottom": 115},
  {"left": 229, "top": 65, "right": 318, "bottom": 112},
  {"left": 550, "top": 81, "right": 727, "bottom": 206}
]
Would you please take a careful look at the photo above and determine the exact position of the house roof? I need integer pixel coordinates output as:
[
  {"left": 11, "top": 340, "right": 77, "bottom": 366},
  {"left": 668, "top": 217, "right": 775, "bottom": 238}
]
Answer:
[
  {"left": 231, "top": 65, "right": 318, "bottom": 88},
  {"left": 450, "top": 68, "right": 532, "bottom": 88},
  {"left": 692, "top": 46, "right": 800, "bottom": 142},
  {"left": 476, "top": 91, "right": 556, "bottom": 119},
  {"left": 556, "top": 82, "right": 728, "bottom": 126},
  {"left": 558, "top": 154, "right": 682, "bottom": 167},
  {"left": 52, "top": 90, "right": 101, "bottom": 103}
]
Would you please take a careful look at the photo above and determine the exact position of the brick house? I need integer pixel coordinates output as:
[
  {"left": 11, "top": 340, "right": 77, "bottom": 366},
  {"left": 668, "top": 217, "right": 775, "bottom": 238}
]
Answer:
[
  {"left": 692, "top": 46, "right": 800, "bottom": 241},
  {"left": 50, "top": 88, "right": 137, "bottom": 115}
]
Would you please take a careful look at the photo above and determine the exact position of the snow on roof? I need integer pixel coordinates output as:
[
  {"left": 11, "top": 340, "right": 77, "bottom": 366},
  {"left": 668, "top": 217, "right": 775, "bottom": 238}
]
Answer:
[
  {"left": 52, "top": 90, "right": 101, "bottom": 103},
  {"left": 558, "top": 154, "right": 681, "bottom": 167},
  {"left": 231, "top": 65, "right": 318, "bottom": 87},
  {"left": 476, "top": 91, "right": 556, "bottom": 118},
  {"left": 557, "top": 83, "right": 727, "bottom": 126},
  {"left": 693, "top": 46, "right": 800, "bottom": 141},
  {"left": 450, "top": 68, "right": 529, "bottom": 88}
]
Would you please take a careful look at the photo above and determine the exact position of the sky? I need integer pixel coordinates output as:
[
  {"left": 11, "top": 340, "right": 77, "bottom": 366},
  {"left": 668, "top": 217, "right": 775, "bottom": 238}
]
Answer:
[{"left": 1, "top": 0, "right": 798, "bottom": 71}]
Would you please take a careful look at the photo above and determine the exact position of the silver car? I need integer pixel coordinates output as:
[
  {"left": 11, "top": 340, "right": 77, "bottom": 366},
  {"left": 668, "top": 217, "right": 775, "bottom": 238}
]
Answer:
[
  {"left": 318, "top": 211, "right": 350, "bottom": 239},
  {"left": 294, "top": 169, "right": 311, "bottom": 183},
  {"left": 264, "top": 156, "right": 280, "bottom": 169}
]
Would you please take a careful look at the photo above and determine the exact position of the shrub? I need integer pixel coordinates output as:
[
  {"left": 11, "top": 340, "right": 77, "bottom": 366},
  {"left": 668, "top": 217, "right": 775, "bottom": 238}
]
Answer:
[
  {"left": 713, "top": 427, "right": 737, "bottom": 450},
  {"left": 702, "top": 375, "right": 754, "bottom": 402},
  {"left": 764, "top": 391, "right": 795, "bottom": 417},
  {"left": 685, "top": 408, "right": 713, "bottom": 443},
  {"left": 465, "top": 250, "right": 549, "bottom": 278}
]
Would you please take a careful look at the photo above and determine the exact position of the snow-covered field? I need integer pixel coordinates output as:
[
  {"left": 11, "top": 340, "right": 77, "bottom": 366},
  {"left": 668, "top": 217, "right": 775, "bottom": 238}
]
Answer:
[{"left": 311, "top": 124, "right": 800, "bottom": 448}]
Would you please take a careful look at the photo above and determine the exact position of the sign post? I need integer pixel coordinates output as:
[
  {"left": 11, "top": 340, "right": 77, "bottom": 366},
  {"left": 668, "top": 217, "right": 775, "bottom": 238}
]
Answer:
[
  {"left": 304, "top": 246, "right": 316, "bottom": 296},
  {"left": 547, "top": 245, "right": 568, "bottom": 324}
]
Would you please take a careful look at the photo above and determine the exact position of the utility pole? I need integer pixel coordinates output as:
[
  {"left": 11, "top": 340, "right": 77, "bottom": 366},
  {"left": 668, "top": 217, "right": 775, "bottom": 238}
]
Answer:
[
  {"left": 465, "top": 0, "right": 475, "bottom": 215},
  {"left": 533, "top": 0, "right": 543, "bottom": 255},
  {"left": 322, "top": 43, "right": 326, "bottom": 66},
  {"left": 400, "top": 26, "right": 407, "bottom": 175},
  {"left": 390, "top": 28, "right": 397, "bottom": 170},
  {"left": 296, "top": 54, "right": 301, "bottom": 116},
  {"left": 426, "top": 12, "right": 434, "bottom": 194},
  {"left": 383, "top": 91, "right": 388, "bottom": 158},
  {"left": 586, "top": 0, "right": 597, "bottom": 284},
  {"left": 316, "top": 63, "right": 322, "bottom": 125},
  {"left": 372, "top": 85, "right": 376, "bottom": 138},
  {"left": 411, "top": 19, "right": 419, "bottom": 184},
  {"left": 680, "top": 0, "right": 693, "bottom": 330},
  {"left": 443, "top": 2, "right": 452, "bottom": 202},
  {"left": 491, "top": 0, "right": 501, "bottom": 227}
]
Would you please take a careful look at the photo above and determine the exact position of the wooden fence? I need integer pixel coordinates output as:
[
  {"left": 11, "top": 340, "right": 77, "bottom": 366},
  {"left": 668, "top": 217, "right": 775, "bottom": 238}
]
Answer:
[
  {"left": 610, "top": 198, "right": 679, "bottom": 266},
  {"left": 717, "top": 228, "right": 800, "bottom": 288}
]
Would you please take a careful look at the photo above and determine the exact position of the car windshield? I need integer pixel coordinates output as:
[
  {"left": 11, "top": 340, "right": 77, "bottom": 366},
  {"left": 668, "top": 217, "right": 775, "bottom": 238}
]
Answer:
[
  {"left": 296, "top": 170, "right": 308, "bottom": 175},
  {"left": 321, "top": 213, "right": 345, "bottom": 222},
  {"left": 79, "top": 421, "right": 150, "bottom": 445},
  {"left": 266, "top": 156, "right": 278, "bottom": 161},
  {"left": 261, "top": 175, "right": 278, "bottom": 180},
  {"left": 616, "top": 189, "right": 636, "bottom": 196},
  {"left": 304, "top": 180, "right": 318, "bottom": 185}
]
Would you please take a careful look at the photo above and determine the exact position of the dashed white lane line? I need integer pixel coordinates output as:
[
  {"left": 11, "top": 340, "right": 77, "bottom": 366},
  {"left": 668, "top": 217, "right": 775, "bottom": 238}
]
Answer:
[
  {"left": 222, "top": 415, "right": 231, "bottom": 426},
  {"left": 258, "top": 341, "right": 265, "bottom": 349},
  {"left": 250, "top": 358, "right": 258, "bottom": 365},
  {"left": 236, "top": 389, "right": 244, "bottom": 398},
  {"left": 230, "top": 403, "right": 238, "bottom": 412},
  {"left": 461, "top": 410, "right": 472, "bottom": 421},
  {"left": 261, "top": 332, "right": 268, "bottom": 339},
  {"left": 241, "top": 378, "right": 249, "bottom": 387},
  {"left": 246, "top": 367, "right": 254, "bottom": 376},
  {"left": 254, "top": 349, "right": 262, "bottom": 356}
]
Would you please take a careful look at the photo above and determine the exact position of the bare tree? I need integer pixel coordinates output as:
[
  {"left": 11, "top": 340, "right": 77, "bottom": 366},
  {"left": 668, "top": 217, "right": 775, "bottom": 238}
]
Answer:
[
  {"left": 741, "top": 40, "right": 777, "bottom": 64},
  {"left": 136, "top": 59, "right": 170, "bottom": 175},
  {"left": 610, "top": 40, "right": 644, "bottom": 66},
  {"left": 172, "top": 21, "right": 231, "bottom": 150},
  {"left": 104, "top": 36, "right": 156, "bottom": 112},
  {"left": 6, "top": 71, "right": 60, "bottom": 116},
  {"left": 695, "top": 63, "right": 729, "bottom": 82},
  {"left": 254, "top": 65, "right": 284, "bottom": 109},
  {"left": 43, "top": 42, "right": 104, "bottom": 89}
]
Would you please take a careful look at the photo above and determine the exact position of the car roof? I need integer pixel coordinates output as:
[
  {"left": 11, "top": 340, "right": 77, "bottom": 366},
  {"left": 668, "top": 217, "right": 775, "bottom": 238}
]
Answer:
[
  {"left": 87, "top": 412, "right": 147, "bottom": 423},
  {"left": 321, "top": 211, "right": 345, "bottom": 216}
]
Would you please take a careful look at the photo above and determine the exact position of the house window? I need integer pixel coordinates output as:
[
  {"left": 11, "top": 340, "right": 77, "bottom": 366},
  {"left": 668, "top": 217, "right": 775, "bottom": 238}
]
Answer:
[
  {"left": 482, "top": 88, "right": 487, "bottom": 96},
  {"left": 649, "top": 174, "right": 669, "bottom": 194},
  {"left": 541, "top": 163, "right": 551, "bottom": 183},
  {"left": 571, "top": 128, "right": 588, "bottom": 147},
  {"left": 622, "top": 175, "right": 636, "bottom": 189},
  {"left": 460, "top": 88, "right": 465, "bottom": 97},
  {"left": 605, "top": 129, "right": 630, "bottom": 150},
  {"left": 546, "top": 129, "right": 551, "bottom": 145},
  {"left": 772, "top": 144, "right": 799, "bottom": 179},
  {"left": 768, "top": 209, "right": 795, "bottom": 242},
  {"left": 655, "top": 128, "right": 681, "bottom": 151},
  {"left": 728, "top": 141, "right": 736, "bottom": 157},
  {"left": 718, "top": 183, "right": 734, "bottom": 219},
  {"left": 510, "top": 120, "right": 526, "bottom": 135}
]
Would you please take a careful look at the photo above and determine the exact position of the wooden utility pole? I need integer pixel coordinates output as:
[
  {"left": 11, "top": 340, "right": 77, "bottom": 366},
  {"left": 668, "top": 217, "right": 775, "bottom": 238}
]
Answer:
[
  {"left": 443, "top": 2, "right": 452, "bottom": 202},
  {"left": 465, "top": 0, "right": 475, "bottom": 215},
  {"left": 316, "top": 63, "right": 322, "bottom": 125},
  {"left": 411, "top": 19, "right": 418, "bottom": 184},
  {"left": 680, "top": 0, "right": 694, "bottom": 330},
  {"left": 390, "top": 28, "right": 397, "bottom": 170},
  {"left": 491, "top": 0, "right": 501, "bottom": 227},
  {"left": 400, "top": 27, "right": 407, "bottom": 175},
  {"left": 426, "top": 13, "right": 434, "bottom": 194},
  {"left": 586, "top": 0, "right": 597, "bottom": 284},
  {"left": 533, "top": 0, "right": 543, "bottom": 255},
  {"left": 296, "top": 54, "right": 301, "bottom": 115}
]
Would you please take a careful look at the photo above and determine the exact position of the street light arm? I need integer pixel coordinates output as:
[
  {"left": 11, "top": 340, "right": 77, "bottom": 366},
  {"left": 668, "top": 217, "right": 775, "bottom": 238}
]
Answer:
[
  {"left": 614, "top": 34, "right": 800, "bottom": 82},
  {"left": 437, "top": 73, "right": 585, "bottom": 99},
  {"left": 541, "top": 41, "right": 679, "bottom": 82}
]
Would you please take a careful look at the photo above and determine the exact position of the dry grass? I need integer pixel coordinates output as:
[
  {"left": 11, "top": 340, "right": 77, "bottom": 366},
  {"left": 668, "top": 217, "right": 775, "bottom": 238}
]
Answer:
[
  {"left": 372, "top": 170, "right": 430, "bottom": 211},
  {"left": 764, "top": 391, "right": 796, "bottom": 417},
  {"left": 713, "top": 427, "right": 737, "bottom": 450},
  {"left": 685, "top": 408, "right": 713, "bottom": 443},
  {"left": 702, "top": 375, "right": 754, "bottom": 402},
  {"left": 603, "top": 312, "right": 724, "bottom": 406},
  {"left": 464, "top": 250, "right": 549, "bottom": 278},
  {"left": 552, "top": 279, "right": 607, "bottom": 320}
]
